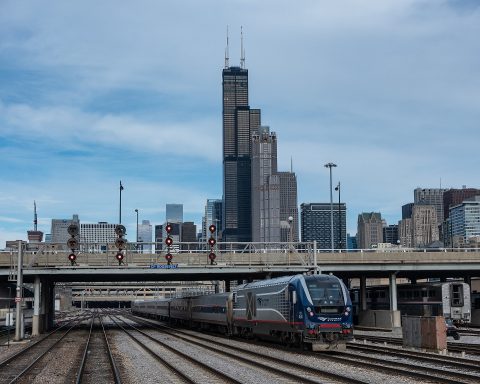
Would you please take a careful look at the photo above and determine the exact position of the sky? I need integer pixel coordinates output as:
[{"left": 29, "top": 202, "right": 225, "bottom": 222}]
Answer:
[{"left": 1, "top": 0, "right": 479, "bottom": 247}]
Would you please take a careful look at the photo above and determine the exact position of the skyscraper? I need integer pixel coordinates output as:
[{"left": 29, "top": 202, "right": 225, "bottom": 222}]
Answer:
[
  {"left": 278, "top": 171, "right": 299, "bottom": 242},
  {"left": 251, "top": 126, "right": 280, "bottom": 242},
  {"left": 301, "top": 203, "right": 346, "bottom": 250},
  {"left": 138, "top": 220, "right": 152, "bottom": 252},
  {"left": 414, "top": 188, "right": 447, "bottom": 225},
  {"left": 222, "top": 60, "right": 260, "bottom": 242},
  {"left": 411, "top": 205, "right": 439, "bottom": 247},
  {"left": 166, "top": 204, "right": 183, "bottom": 223},
  {"left": 357, "top": 212, "right": 383, "bottom": 249},
  {"left": 203, "top": 199, "right": 223, "bottom": 242}
]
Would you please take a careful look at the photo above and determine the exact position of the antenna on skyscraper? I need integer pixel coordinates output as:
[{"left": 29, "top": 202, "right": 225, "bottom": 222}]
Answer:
[
  {"left": 240, "top": 26, "right": 245, "bottom": 68},
  {"left": 34, "top": 200, "right": 38, "bottom": 231},
  {"left": 291, "top": 157, "right": 293, "bottom": 173},
  {"left": 225, "top": 25, "right": 230, "bottom": 68}
]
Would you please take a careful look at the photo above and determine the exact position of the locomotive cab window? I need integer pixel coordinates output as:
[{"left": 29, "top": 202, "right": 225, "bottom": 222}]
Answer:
[{"left": 305, "top": 279, "right": 344, "bottom": 313}]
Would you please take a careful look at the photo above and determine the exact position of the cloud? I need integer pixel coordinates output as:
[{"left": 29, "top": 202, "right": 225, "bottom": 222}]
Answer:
[{"left": 1, "top": 1, "right": 479, "bottom": 244}]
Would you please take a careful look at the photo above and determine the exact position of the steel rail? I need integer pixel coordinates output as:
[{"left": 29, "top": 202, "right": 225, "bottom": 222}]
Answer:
[{"left": 121, "top": 312, "right": 369, "bottom": 384}]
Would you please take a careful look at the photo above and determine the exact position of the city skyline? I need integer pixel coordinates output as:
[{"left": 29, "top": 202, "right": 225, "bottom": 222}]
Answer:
[{"left": 1, "top": 1, "right": 479, "bottom": 247}]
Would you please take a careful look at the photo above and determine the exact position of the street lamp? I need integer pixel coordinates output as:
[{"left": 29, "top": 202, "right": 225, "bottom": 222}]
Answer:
[
  {"left": 135, "top": 209, "right": 139, "bottom": 252},
  {"left": 324, "top": 163, "right": 337, "bottom": 252},
  {"left": 335, "top": 182, "right": 341, "bottom": 250},
  {"left": 7, "top": 285, "right": 11, "bottom": 347},
  {"left": 119, "top": 181, "right": 124, "bottom": 224}
]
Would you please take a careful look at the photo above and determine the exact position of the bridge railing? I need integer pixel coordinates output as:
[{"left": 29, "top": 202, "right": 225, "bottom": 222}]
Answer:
[{"left": 1, "top": 242, "right": 480, "bottom": 269}]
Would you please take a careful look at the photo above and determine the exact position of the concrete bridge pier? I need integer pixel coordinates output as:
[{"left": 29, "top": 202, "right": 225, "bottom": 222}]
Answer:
[
  {"left": 32, "top": 277, "right": 53, "bottom": 335},
  {"left": 389, "top": 272, "right": 401, "bottom": 328},
  {"left": 32, "top": 276, "right": 41, "bottom": 336}
]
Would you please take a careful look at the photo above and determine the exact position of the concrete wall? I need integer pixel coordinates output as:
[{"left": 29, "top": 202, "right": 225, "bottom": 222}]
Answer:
[{"left": 358, "top": 310, "right": 401, "bottom": 329}]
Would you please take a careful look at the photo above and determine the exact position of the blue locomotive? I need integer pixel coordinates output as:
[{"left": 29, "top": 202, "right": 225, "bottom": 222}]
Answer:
[{"left": 132, "top": 273, "right": 353, "bottom": 351}]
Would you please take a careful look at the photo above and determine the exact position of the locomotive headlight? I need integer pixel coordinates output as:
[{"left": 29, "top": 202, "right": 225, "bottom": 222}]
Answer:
[
  {"left": 307, "top": 307, "right": 312, "bottom": 312},
  {"left": 309, "top": 312, "right": 314, "bottom": 317},
  {"left": 344, "top": 312, "right": 349, "bottom": 316},
  {"left": 345, "top": 307, "right": 351, "bottom": 312}
]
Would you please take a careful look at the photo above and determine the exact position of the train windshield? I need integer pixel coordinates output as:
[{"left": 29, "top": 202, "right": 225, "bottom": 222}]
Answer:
[{"left": 306, "top": 280, "right": 345, "bottom": 307}]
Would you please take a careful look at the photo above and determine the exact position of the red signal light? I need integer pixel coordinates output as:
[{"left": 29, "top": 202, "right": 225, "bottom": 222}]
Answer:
[
  {"left": 165, "top": 253, "right": 173, "bottom": 261},
  {"left": 208, "top": 224, "right": 216, "bottom": 234},
  {"left": 165, "top": 224, "right": 173, "bottom": 233},
  {"left": 68, "top": 253, "right": 76, "bottom": 262},
  {"left": 165, "top": 236, "right": 173, "bottom": 246},
  {"left": 208, "top": 252, "right": 216, "bottom": 260},
  {"left": 116, "top": 252, "right": 124, "bottom": 261},
  {"left": 208, "top": 237, "right": 216, "bottom": 247}
]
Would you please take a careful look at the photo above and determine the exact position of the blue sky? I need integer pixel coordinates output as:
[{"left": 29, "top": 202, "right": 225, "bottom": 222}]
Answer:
[{"left": 1, "top": 0, "right": 479, "bottom": 247}]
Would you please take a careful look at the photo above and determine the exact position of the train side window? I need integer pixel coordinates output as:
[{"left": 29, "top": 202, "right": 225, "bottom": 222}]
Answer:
[
  {"left": 399, "top": 291, "right": 405, "bottom": 298},
  {"left": 421, "top": 291, "right": 427, "bottom": 298},
  {"left": 414, "top": 291, "right": 420, "bottom": 298},
  {"left": 428, "top": 290, "right": 435, "bottom": 297}
]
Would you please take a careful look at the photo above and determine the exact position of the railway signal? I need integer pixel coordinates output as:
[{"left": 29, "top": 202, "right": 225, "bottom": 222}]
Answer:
[
  {"left": 67, "top": 223, "right": 79, "bottom": 266},
  {"left": 165, "top": 223, "right": 173, "bottom": 265},
  {"left": 115, "top": 224, "right": 127, "bottom": 266},
  {"left": 208, "top": 224, "right": 216, "bottom": 265}
]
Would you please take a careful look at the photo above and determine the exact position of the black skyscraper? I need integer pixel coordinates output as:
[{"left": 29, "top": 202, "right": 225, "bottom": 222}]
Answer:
[{"left": 222, "top": 64, "right": 260, "bottom": 243}]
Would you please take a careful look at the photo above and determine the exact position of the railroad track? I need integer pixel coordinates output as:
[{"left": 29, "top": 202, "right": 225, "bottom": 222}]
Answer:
[
  {"left": 124, "top": 312, "right": 480, "bottom": 384},
  {"left": 75, "top": 313, "right": 122, "bottom": 384},
  {"left": 0, "top": 315, "right": 89, "bottom": 384},
  {"left": 113, "top": 313, "right": 369, "bottom": 384},
  {"left": 353, "top": 334, "right": 480, "bottom": 355}
]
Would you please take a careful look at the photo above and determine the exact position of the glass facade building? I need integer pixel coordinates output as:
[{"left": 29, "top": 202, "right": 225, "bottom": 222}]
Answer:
[
  {"left": 301, "top": 203, "right": 346, "bottom": 250},
  {"left": 222, "top": 66, "right": 260, "bottom": 242}
]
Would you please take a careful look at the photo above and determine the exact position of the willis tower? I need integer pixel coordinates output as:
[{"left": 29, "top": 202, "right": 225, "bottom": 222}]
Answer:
[{"left": 222, "top": 30, "right": 260, "bottom": 243}]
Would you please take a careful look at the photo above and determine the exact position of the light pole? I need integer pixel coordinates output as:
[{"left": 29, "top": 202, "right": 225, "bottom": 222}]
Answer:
[
  {"left": 135, "top": 209, "right": 139, "bottom": 252},
  {"left": 119, "top": 181, "right": 124, "bottom": 224},
  {"left": 324, "top": 163, "right": 337, "bottom": 252},
  {"left": 7, "top": 285, "right": 11, "bottom": 347},
  {"left": 335, "top": 182, "right": 341, "bottom": 250}
]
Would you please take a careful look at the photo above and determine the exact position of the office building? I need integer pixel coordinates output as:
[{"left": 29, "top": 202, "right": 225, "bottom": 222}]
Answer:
[
  {"left": 166, "top": 204, "right": 183, "bottom": 223},
  {"left": 80, "top": 222, "right": 117, "bottom": 252},
  {"left": 222, "top": 60, "right": 261, "bottom": 243},
  {"left": 443, "top": 187, "right": 480, "bottom": 220},
  {"left": 203, "top": 199, "right": 223, "bottom": 242},
  {"left": 137, "top": 220, "right": 152, "bottom": 252},
  {"left": 301, "top": 203, "right": 346, "bottom": 250},
  {"left": 347, "top": 234, "right": 357, "bottom": 250},
  {"left": 357, "top": 212, "right": 383, "bottom": 249},
  {"left": 402, "top": 203, "right": 414, "bottom": 220},
  {"left": 278, "top": 171, "right": 299, "bottom": 243},
  {"left": 251, "top": 126, "right": 280, "bottom": 242},
  {"left": 450, "top": 196, "right": 480, "bottom": 247},
  {"left": 398, "top": 218, "right": 413, "bottom": 248},
  {"left": 383, "top": 224, "right": 399, "bottom": 245},
  {"left": 181, "top": 222, "right": 197, "bottom": 250},
  {"left": 51, "top": 215, "right": 80, "bottom": 243},
  {"left": 411, "top": 205, "right": 439, "bottom": 247},
  {"left": 154, "top": 224, "right": 163, "bottom": 253},
  {"left": 414, "top": 188, "right": 447, "bottom": 225}
]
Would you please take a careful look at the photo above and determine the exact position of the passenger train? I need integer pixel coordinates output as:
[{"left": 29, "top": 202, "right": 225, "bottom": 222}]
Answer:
[
  {"left": 350, "top": 281, "right": 471, "bottom": 324},
  {"left": 132, "top": 273, "right": 354, "bottom": 351}
]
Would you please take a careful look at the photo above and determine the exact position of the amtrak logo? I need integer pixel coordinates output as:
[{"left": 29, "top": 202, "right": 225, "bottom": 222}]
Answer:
[{"left": 318, "top": 317, "right": 341, "bottom": 321}]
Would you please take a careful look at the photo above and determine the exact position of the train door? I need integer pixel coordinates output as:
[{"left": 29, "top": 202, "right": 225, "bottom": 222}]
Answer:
[{"left": 450, "top": 284, "right": 464, "bottom": 307}]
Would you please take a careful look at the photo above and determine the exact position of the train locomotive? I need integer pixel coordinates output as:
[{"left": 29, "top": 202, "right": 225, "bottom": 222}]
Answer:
[{"left": 132, "top": 273, "right": 353, "bottom": 351}]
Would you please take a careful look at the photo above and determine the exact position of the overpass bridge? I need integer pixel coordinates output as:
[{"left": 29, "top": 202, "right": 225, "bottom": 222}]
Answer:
[{"left": 1, "top": 242, "right": 480, "bottom": 336}]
